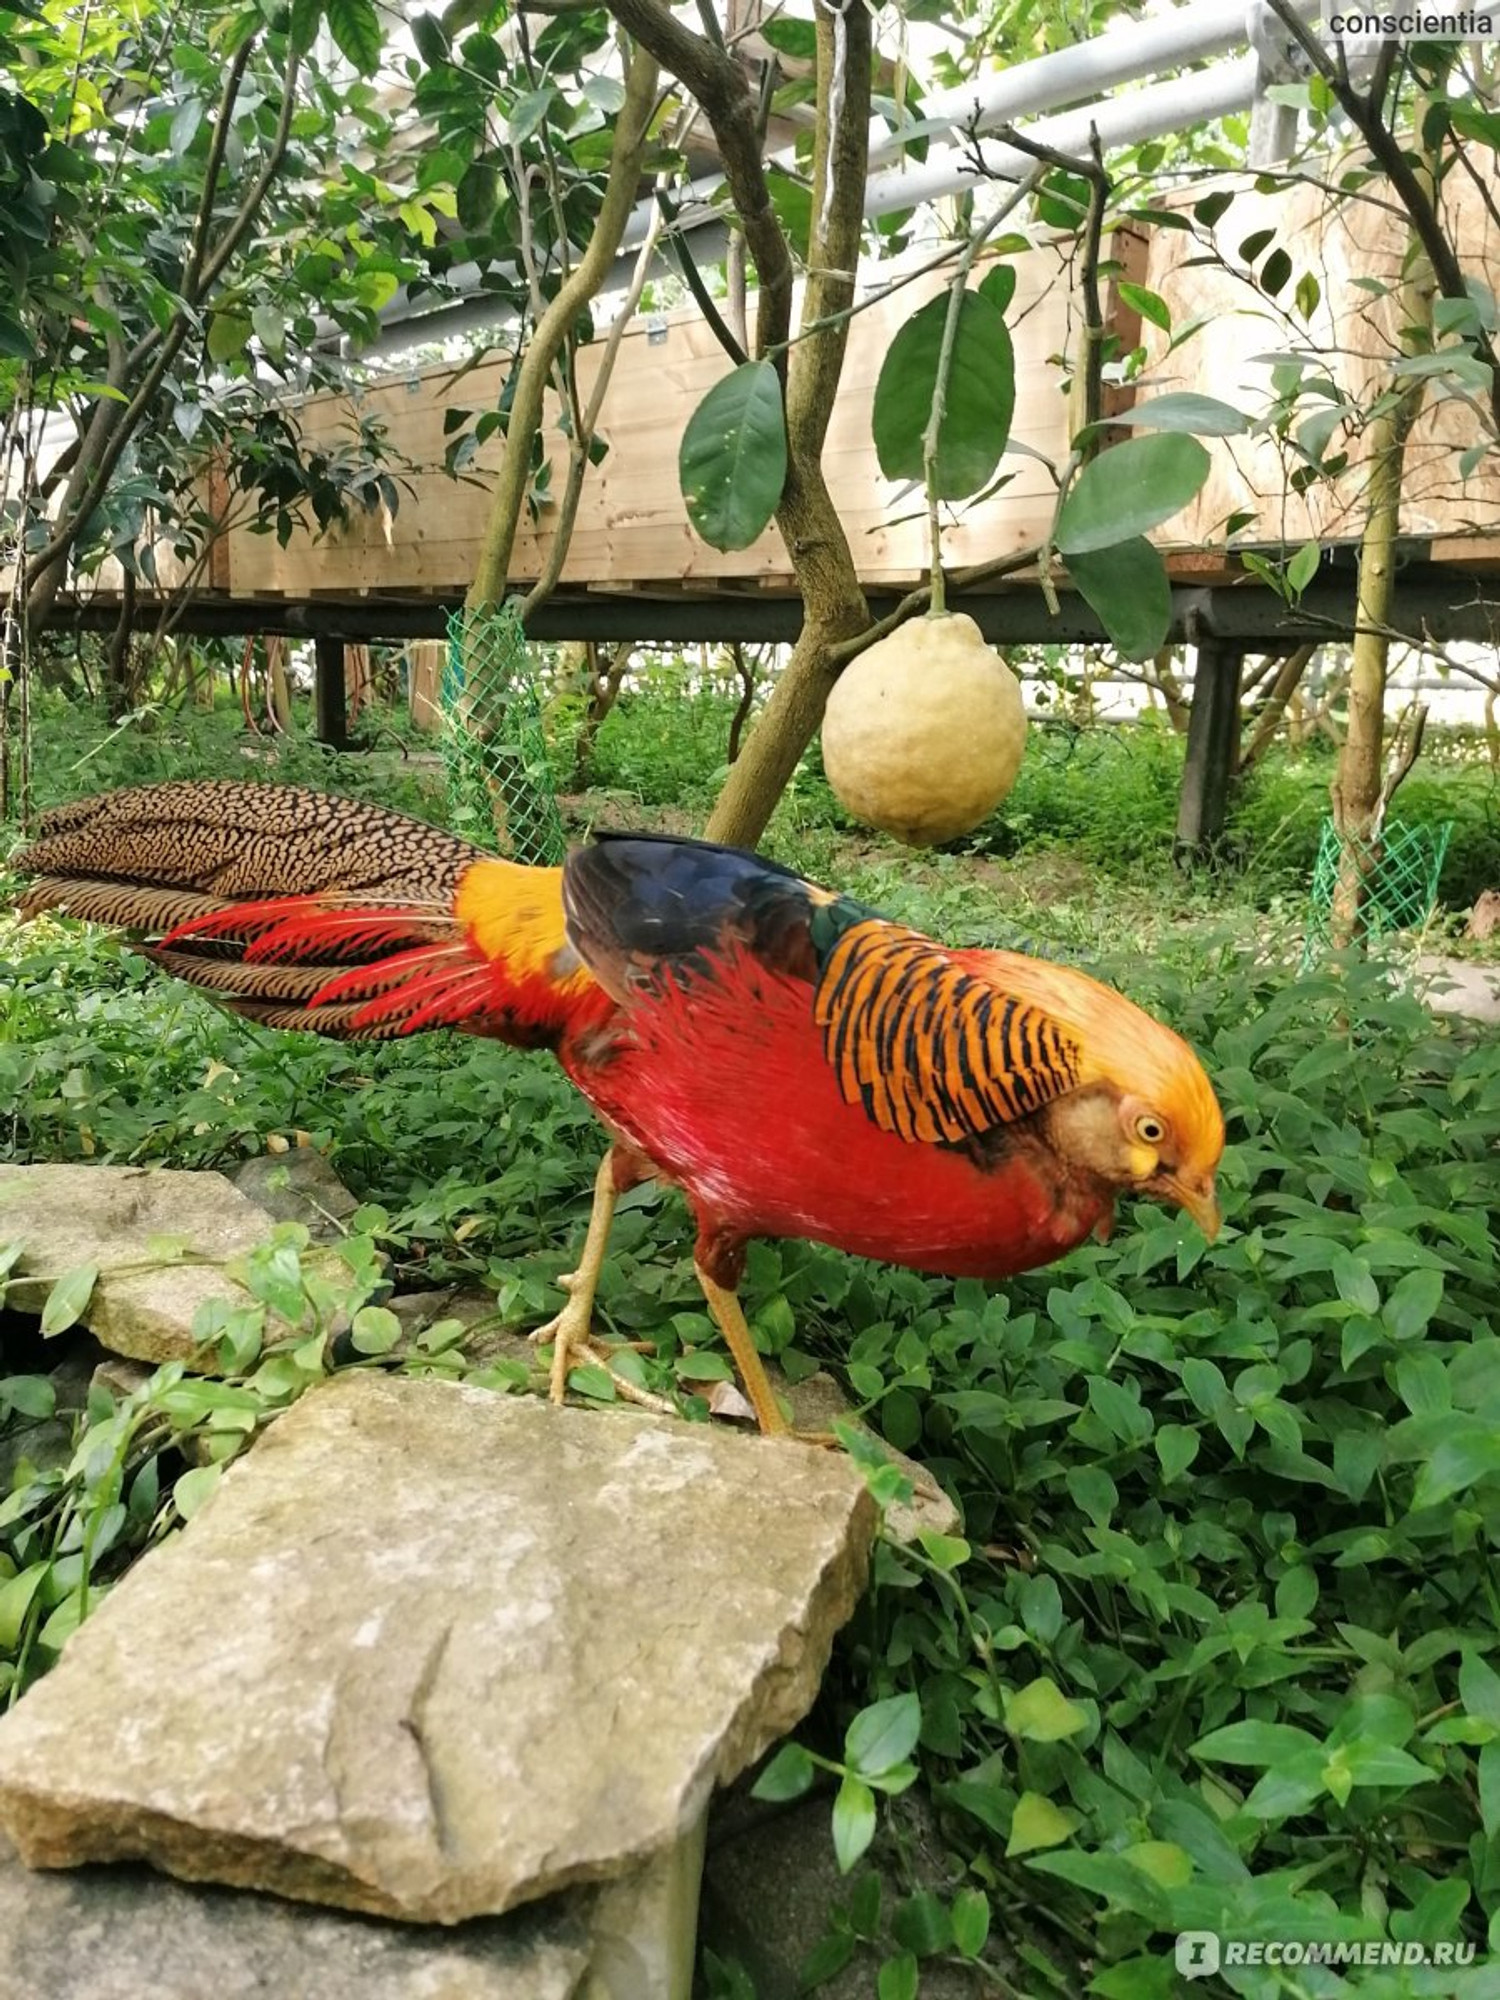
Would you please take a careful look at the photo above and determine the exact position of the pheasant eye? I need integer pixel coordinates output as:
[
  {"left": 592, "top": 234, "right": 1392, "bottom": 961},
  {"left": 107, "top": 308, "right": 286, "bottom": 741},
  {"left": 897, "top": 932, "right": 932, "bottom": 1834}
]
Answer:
[{"left": 1134, "top": 1114, "right": 1166, "bottom": 1145}]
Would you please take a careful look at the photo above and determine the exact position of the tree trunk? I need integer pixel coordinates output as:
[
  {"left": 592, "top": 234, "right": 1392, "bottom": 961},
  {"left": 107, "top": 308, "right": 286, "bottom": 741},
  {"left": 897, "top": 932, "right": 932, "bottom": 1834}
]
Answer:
[
  {"left": 572, "top": 641, "right": 628, "bottom": 790},
  {"left": 465, "top": 47, "right": 658, "bottom": 613},
  {"left": 1239, "top": 643, "right": 1317, "bottom": 772},
  {"left": 701, "top": 0, "right": 872, "bottom": 846},
  {"left": 1328, "top": 392, "right": 1421, "bottom": 944},
  {"left": 725, "top": 643, "right": 757, "bottom": 764}
]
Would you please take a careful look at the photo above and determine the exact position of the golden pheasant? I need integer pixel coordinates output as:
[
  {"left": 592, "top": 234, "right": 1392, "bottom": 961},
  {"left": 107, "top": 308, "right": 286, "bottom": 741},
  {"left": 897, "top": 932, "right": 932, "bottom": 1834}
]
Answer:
[{"left": 13, "top": 781, "right": 1224, "bottom": 1433}]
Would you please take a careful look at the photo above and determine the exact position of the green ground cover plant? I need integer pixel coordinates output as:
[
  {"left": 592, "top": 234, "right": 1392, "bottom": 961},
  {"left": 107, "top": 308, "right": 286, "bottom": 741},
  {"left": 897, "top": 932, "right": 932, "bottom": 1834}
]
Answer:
[{"left": 2, "top": 693, "right": 1498, "bottom": 1996}]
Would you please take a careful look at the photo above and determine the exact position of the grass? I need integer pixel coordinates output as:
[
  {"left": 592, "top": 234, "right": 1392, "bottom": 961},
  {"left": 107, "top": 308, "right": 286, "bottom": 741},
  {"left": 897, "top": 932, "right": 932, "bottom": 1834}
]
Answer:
[{"left": 3, "top": 685, "right": 1500, "bottom": 1997}]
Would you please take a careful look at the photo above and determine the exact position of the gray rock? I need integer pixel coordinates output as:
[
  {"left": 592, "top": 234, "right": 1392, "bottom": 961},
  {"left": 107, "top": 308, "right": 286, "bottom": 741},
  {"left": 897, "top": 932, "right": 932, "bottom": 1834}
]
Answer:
[
  {"left": 1414, "top": 955, "right": 1500, "bottom": 1024},
  {"left": 0, "top": 1375, "right": 874, "bottom": 1925},
  {"left": 0, "top": 1832, "right": 594, "bottom": 2000},
  {"left": 0, "top": 1164, "right": 345, "bottom": 1365},
  {"left": 231, "top": 1149, "right": 360, "bottom": 1242}
]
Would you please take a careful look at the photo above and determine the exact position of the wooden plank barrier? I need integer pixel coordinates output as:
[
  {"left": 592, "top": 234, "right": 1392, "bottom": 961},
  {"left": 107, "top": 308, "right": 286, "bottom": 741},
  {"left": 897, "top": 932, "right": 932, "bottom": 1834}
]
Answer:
[
  {"left": 1140, "top": 172, "right": 1500, "bottom": 566},
  {"left": 221, "top": 237, "right": 1126, "bottom": 601}
]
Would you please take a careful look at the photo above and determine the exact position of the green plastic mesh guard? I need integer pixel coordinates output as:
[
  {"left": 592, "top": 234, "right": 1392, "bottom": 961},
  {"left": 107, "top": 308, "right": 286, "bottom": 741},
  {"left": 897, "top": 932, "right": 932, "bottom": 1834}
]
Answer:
[
  {"left": 443, "top": 604, "right": 566, "bottom": 865},
  {"left": 1304, "top": 817, "right": 1452, "bottom": 962}
]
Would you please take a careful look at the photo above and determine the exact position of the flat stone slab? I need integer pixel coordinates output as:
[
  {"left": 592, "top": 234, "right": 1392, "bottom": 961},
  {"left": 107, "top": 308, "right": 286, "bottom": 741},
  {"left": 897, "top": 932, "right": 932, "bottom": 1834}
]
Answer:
[
  {"left": 1414, "top": 955, "right": 1500, "bottom": 1024},
  {"left": 0, "top": 1164, "right": 343, "bottom": 1364},
  {"left": 0, "top": 1833, "right": 594, "bottom": 2000},
  {"left": 0, "top": 1375, "right": 874, "bottom": 1924}
]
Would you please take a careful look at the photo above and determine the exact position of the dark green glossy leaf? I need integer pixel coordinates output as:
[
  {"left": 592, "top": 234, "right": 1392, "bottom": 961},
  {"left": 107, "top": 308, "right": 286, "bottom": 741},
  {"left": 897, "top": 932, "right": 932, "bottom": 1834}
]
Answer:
[
  {"left": 325, "top": 0, "right": 382, "bottom": 74},
  {"left": 1064, "top": 536, "right": 1172, "bottom": 659},
  {"left": 872, "top": 288, "right": 1015, "bottom": 500},
  {"left": 1055, "top": 435, "right": 1211, "bottom": 554},
  {"left": 679, "top": 360, "right": 787, "bottom": 551},
  {"left": 1114, "top": 393, "right": 1249, "bottom": 437}
]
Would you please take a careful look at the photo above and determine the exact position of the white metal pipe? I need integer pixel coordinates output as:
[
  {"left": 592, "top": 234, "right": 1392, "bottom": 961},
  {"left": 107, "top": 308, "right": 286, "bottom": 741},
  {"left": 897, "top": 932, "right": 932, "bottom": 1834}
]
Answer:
[
  {"left": 863, "top": 53, "right": 1261, "bottom": 218},
  {"left": 865, "top": 0, "right": 1257, "bottom": 170},
  {"left": 620, "top": 1, "right": 1321, "bottom": 253}
]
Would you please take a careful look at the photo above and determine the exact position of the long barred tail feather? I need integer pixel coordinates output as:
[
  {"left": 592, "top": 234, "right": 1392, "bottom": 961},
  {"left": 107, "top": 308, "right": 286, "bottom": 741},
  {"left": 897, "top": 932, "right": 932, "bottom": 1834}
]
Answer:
[
  {"left": 15, "top": 780, "right": 483, "bottom": 908},
  {"left": 11, "top": 779, "right": 606, "bottom": 1048}
]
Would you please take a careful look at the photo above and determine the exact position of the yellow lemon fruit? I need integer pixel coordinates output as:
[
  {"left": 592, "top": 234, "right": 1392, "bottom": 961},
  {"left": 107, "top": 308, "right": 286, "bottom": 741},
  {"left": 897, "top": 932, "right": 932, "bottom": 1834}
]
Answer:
[{"left": 821, "top": 612, "right": 1027, "bottom": 846}]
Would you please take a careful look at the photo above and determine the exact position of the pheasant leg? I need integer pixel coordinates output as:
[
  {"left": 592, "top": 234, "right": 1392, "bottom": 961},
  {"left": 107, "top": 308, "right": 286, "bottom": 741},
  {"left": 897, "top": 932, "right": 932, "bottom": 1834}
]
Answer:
[
  {"left": 531, "top": 1152, "right": 675, "bottom": 1416},
  {"left": 695, "top": 1265, "right": 791, "bottom": 1437}
]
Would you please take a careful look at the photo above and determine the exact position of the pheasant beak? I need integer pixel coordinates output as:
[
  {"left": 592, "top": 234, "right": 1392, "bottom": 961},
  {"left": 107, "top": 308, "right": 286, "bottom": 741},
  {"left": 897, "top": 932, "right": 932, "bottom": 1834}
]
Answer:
[{"left": 1160, "top": 1172, "right": 1221, "bottom": 1242}]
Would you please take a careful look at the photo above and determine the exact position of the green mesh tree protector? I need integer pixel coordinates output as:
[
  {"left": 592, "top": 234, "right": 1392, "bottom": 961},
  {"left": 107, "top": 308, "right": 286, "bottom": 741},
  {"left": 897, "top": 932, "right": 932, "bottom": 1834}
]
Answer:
[
  {"left": 443, "top": 605, "right": 566, "bottom": 865},
  {"left": 1304, "top": 818, "right": 1453, "bottom": 964}
]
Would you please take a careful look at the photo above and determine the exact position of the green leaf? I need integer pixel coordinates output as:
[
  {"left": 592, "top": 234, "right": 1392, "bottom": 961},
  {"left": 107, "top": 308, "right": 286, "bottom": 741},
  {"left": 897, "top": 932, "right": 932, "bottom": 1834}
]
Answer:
[
  {"left": 763, "top": 165, "right": 812, "bottom": 258},
  {"left": 350, "top": 1306, "right": 403, "bottom": 1355},
  {"left": 1394, "top": 1353, "right": 1449, "bottom": 1418},
  {"left": 41, "top": 1262, "right": 98, "bottom": 1337},
  {"left": 877, "top": 1954, "right": 918, "bottom": 2000},
  {"left": 1241, "top": 1749, "right": 1327, "bottom": 1818},
  {"left": 1055, "top": 436, "right": 1210, "bottom": 554},
  {"left": 1331, "top": 1251, "right": 1379, "bottom": 1315},
  {"left": 1460, "top": 1652, "right": 1500, "bottom": 1730},
  {"left": 1412, "top": 1423, "right": 1500, "bottom": 1510},
  {"left": 252, "top": 304, "right": 285, "bottom": 357},
  {"left": 798, "top": 1931, "right": 855, "bottom": 1987},
  {"left": 674, "top": 1350, "right": 734, "bottom": 1382},
  {"left": 1118, "top": 281, "right": 1171, "bottom": 332},
  {"left": 1004, "top": 1677, "right": 1089, "bottom": 1743},
  {"left": 1451, "top": 104, "right": 1500, "bottom": 148},
  {"left": 1113, "top": 393, "right": 1248, "bottom": 437},
  {"left": 1035, "top": 169, "right": 1091, "bottom": 232},
  {"left": 846, "top": 1692, "right": 922, "bottom": 1775},
  {"left": 679, "top": 361, "right": 787, "bottom": 552},
  {"left": 206, "top": 312, "right": 253, "bottom": 364},
  {"left": 1065, "top": 537, "right": 1171, "bottom": 660},
  {"left": 977, "top": 263, "right": 1017, "bottom": 318},
  {"left": 1383, "top": 1267, "right": 1443, "bottom": 1341},
  {"left": 1336, "top": 1740, "right": 1431, "bottom": 1789},
  {"left": 508, "top": 85, "right": 557, "bottom": 145},
  {"left": 1275, "top": 1566, "right": 1318, "bottom": 1621},
  {"left": 1286, "top": 540, "right": 1320, "bottom": 593},
  {"left": 760, "top": 13, "right": 817, "bottom": 56},
  {"left": 0, "top": 1375, "right": 55, "bottom": 1419},
  {"left": 1193, "top": 1720, "right": 1321, "bottom": 1766},
  {"left": 872, "top": 288, "right": 1015, "bottom": 500},
  {"left": 752, "top": 1741, "right": 816, "bottom": 1802},
  {"left": 1120, "top": 1840, "right": 1192, "bottom": 1888},
  {"left": 0, "top": 312, "right": 35, "bottom": 361},
  {"left": 915, "top": 1530, "right": 969, "bottom": 1571},
  {"left": 1154, "top": 1423, "right": 1198, "bottom": 1481},
  {"left": 173, "top": 1463, "right": 223, "bottom": 1520},
  {"left": 1006, "top": 1790, "right": 1077, "bottom": 1855},
  {"left": 1479, "top": 1741, "right": 1500, "bottom": 1838},
  {"left": 849, "top": 1871, "right": 882, "bottom": 1938},
  {"left": 0, "top": 1563, "right": 48, "bottom": 1649},
  {"left": 891, "top": 1890, "right": 951, "bottom": 1956},
  {"left": 325, "top": 0, "right": 382, "bottom": 73},
  {"left": 1017, "top": 1573, "right": 1063, "bottom": 1642},
  {"left": 950, "top": 1887, "right": 990, "bottom": 1957},
  {"left": 566, "top": 1363, "right": 616, "bottom": 1403},
  {"left": 1260, "top": 247, "right": 1292, "bottom": 297},
  {"left": 832, "top": 1775, "right": 877, "bottom": 1872},
  {"left": 1087, "top": 1373, "right": 1151, "bottom": 1444},
  {"left": 289, "top": 0, "right": 324, "bottom": 56},
  {"left": 1026, "top": 1849, "right": 1168, "bottom": 1922},
  {"left": 168, "top": 98, "right": 203, "bottom": 158}
]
